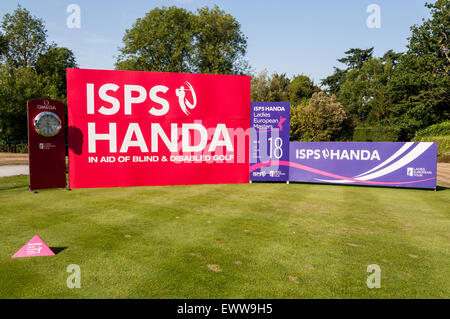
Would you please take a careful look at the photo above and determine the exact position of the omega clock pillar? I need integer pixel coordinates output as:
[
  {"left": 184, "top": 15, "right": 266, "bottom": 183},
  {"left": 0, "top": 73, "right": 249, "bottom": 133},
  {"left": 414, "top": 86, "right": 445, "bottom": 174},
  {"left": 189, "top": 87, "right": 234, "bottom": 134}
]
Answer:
[{"left": 27, "top": 98, "right": 66, "bottom": 190}]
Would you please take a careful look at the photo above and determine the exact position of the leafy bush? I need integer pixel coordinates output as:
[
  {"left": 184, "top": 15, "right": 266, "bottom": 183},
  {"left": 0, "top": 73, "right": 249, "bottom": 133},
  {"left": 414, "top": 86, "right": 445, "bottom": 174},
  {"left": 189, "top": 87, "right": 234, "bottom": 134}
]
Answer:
[
  {"left": 414, "top": 121, "right": 450, "bottom": 138},
  {"left": 290, "top": 92, "right": 350, "bottom": 141}
]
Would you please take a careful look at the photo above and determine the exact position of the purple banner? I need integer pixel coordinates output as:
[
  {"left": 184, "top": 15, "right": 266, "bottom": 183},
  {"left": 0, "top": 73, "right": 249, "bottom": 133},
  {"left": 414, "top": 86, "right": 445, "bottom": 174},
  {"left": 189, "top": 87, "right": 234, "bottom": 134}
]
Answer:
[
  {"left": 250, "top": 142, "right": 437, "bottom": 189},
  {"left": 288, "top": 142, "right": 437, "bottom": 189},
  {"left": 250, "top": 102, "right": 290, "bottom": 181}
]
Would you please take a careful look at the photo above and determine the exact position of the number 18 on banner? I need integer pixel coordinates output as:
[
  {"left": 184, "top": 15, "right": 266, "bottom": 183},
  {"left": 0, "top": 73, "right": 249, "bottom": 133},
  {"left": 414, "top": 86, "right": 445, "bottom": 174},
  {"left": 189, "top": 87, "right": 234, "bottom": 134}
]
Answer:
[{"left": 250, "top": 102, "right": 290, "bottom": 182}]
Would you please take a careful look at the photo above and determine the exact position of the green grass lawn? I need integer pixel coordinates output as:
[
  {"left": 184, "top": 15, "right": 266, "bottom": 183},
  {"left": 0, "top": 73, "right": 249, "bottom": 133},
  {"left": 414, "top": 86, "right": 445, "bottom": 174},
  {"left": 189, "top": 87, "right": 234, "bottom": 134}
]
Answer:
[{"left": 0, "top": 175, "right": 449, "bottom": 299}]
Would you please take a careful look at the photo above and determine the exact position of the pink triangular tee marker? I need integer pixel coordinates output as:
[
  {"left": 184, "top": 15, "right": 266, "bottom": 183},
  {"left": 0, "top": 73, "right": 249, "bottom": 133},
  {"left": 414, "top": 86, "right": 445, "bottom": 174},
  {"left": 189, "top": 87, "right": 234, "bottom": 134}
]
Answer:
[{"left": 11, "top": 235, "right": 55, "bottom": 258}]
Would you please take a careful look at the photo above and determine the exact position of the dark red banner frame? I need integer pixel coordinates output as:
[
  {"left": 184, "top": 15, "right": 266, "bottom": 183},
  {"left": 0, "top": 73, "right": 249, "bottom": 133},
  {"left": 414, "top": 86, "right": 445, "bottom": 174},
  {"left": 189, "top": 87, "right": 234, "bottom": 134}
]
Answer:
[{"left": 27, "top": 98, "right": 66, "bottom": 191}]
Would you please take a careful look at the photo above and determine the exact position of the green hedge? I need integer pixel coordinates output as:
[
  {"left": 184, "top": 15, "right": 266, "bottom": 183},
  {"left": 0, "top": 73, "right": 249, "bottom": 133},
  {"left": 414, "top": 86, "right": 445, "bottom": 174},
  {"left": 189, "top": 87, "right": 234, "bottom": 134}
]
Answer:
[
  {"left": 0, "top": 141, "right": 28, "bottom": 153},
  {"left": 413, "top": 136, "right": 450, "bottom": 155},
  {"left": 413, "top": 121, "right": 450, "bottom": 157},
  {"left": 415, "top": 121, "right": 450, "bottom": 138},
  {"left": 353, "top": 125, "right": 401, "bottom": 142}
]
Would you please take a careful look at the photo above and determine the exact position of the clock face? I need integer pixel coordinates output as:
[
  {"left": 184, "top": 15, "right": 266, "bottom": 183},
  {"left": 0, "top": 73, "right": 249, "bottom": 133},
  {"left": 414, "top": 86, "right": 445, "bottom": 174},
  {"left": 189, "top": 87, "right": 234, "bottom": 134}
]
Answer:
[{"left": 34, "top": 112, "right": 62, "bottom": 137}]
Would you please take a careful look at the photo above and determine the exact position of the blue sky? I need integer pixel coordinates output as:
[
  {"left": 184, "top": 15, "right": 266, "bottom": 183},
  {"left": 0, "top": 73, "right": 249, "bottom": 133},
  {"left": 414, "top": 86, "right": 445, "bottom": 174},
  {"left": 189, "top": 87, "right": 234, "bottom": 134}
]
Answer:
[{"left": 0, "top": 0, "right": 431, "bottom": 83}]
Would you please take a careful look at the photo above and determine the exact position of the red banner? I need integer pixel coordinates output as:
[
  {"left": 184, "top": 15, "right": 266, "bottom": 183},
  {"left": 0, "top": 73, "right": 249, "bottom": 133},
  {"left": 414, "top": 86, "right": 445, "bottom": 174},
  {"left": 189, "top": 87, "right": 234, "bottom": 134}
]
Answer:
[{"left": 67, "top": 69, "right": 250, "bottom": 188}]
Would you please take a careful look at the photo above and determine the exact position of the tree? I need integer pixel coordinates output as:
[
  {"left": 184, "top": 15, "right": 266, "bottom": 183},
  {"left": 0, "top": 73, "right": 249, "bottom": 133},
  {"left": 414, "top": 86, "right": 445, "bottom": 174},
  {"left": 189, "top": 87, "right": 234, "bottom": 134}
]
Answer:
[
  {"left": 408, "top": 1, "right": 449, "bottom": 69},
  {"left": 387, "top": 0, "right": 450, "bottom": 140},
  {"left": 116, "top": 7, "right": 194, "bottom": 72},
  {"left": 288, "top": 75, "right": 318, "bottom": 105},
  {"left": 251, "top": 70, "right": 270, "bottom": 102},
  {"left": 0, "top": 34, "right": 7, "bottom": 59},
  {"left": 192, "top": 6, "right": 248, "bottom": 75},
  {"left": 116, "top": 6, "right": 249, "bottom": 75},
  {"left": 251, "top": 72, "right": 319, "bottom": 106},
  {"left": 321, "top": 48, "right": 374, "bottom": 95},
  {"left": 290, "top": 92, "right": 350, "bottom": 141},
  {"left": 382, "top": 49, "right": 402, "bottom": 66},
  {"left": 0, "top": 5, "right": 48, "bottom": 67},
  {"left": 0, "top": 64, "right": 58, "bottom": 141},
  {"left": 339, "top": 57, "right": 395, "bottom": 124},
  {"left": 250, "top": 70, "right": 290, "bottom": 102},
  {"left": 320, "top": 67, "right": 345, "bottom": 95},
  {"left": 36, "top": 46, "right": 78, "bottom": 101},
  {"left": 0, "top": 5, "right": 77, "bottom": 142},
  {"left": 267, "top": 73, "right": 290, "bottom": 102},
  {"left": 337, "top": 47, "right": 374, "bottom": 70}
]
